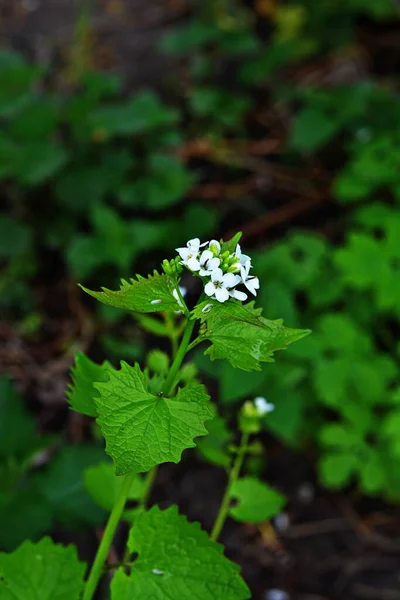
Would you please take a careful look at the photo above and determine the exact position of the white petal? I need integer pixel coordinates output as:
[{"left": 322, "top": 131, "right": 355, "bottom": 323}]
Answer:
[
  {"left": 235, "top": 244, "right": 242, "bottom": 258},
  {"left": 199, "top": 268, "right": 209, "bottom": 276},
  {"left": 187, "top": 257, "right": 201, "bottom": 271},
  {"left": 188, "top": 238, "right": 200, "bottom": 249},
  {"left": 240, "top": 263, "right": 249, "bottom": 280},
  {"left": 199, "top": 240, "right": 209, "bottom": 247},
  {"left": 208, "top": 257, "right": 220, "bottom": 270},
  {"left": 177, "top": 248, "right": 190, "bottom": 261},
  {"left": 210, "top": 268, "right": 223, "bottom": 282},
  {"left": 245, "top": 277, "right": 260, "bottom": 296},
  {"left": 230, "top": 289, "right": 247, "bottom": 301},
  {"left": 222, "top": 272, "right": 240, "bottom": 288},
  {"left": 200, "top": 249, "right": 213, "bottom": 265},
  {"left": 179, "top": 286, "right": 187, "bottom": 298},
  {"left": 254, "top": 397, "right": 274, "bottom": 414},
  {"left": 204, "top": 281, "right": 216, "bottom": 297},
  {"left": 215, "top": 287, "right": 229, "bottom": 302},
  {"left": 241, "top": 254, "right": 251, "bottom": 267}
]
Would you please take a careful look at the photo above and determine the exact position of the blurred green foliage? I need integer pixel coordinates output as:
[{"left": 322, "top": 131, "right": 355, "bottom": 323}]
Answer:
[{"left": 1, "top": 0, "right": 400, "bottom": 551}]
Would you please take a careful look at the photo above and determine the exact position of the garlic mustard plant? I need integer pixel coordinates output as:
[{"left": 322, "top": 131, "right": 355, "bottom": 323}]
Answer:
[
  {"left": 0, "top": 232, "right": 310, "bottom": 600},
  {"left": 175, "top": 236, "right": 260, "bottom": 303}
]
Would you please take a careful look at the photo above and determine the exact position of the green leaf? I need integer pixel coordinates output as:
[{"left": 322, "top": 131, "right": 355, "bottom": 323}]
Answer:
[
  {"left": 0, "top": 537, "right": 86, "bottom": 600},
  {"left": 111, "top": 506, "right": 250, "bottom": 600},
  {"left": 194, "top": 300, "right": 311, "bottom": 372},
  {"left": 196, "top": 416, "right": 233, "bottom": 467},
  {"left": 359, "top": 452, "right": 385, "bottom": 494},
  {"left": 33, "top": 445, "right": 106, "bottom": 527},
  {"left": 80, "top": 271, "right": 181, "bottom": 314},
  {"left": 319, "top": 452, "right": 358, "bottom": 488},
  {"left": 94, "top": 362, "right": 214, "bottom": 474},
  {"left": 14, "top": 141, "right": 68, "bottom": 185},
  {"left": 220, "top": 232, "right": 242, "bottom": 255},
  {"left": 220, "top": 363, "right": 266, "bottom": 404},
  {"left": 319, "top": 424, "right": 361, "bottom": 449},
  {"left": 67, "top": 352, "right": 113, "bottom": 417},
  {"left": 0, "top": 376, "right": 36, "bottom": 459},
  {"left": 0, "top": 218, "right": 32, "bottom": 259},
  {"left": 0, "top": 490, "right": 52, "bottom": 552},
  {"left": 290, "top": 107, "right": 339, "bottom": 152},
  {"left": 230, "top": 477, "right": 286, "bottom": 524},
  {"left": 84, "top": 462, "right": 145, "bottom": 514}
]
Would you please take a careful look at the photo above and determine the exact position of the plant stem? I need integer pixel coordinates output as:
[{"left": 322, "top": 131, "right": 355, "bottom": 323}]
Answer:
[
  {"left": 83, "top": 472, "right": 135, "bottom": 600},
  {"left": 210, "top": 431, "right": 250, "bottom": 542},
  {"left": 162, "top": 317, "right": 196, "bottom": 396}
]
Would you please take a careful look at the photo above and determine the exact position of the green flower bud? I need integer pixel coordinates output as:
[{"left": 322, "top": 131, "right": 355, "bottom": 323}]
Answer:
[
  {"left": 147, "top": 349, "right": 170, "bottom": 375},
  {"left": 162, "top": 259, "right": 172, "bottom": 275},
  {"left": 239, "top": 401, "right": 261, "bottom": 434}
]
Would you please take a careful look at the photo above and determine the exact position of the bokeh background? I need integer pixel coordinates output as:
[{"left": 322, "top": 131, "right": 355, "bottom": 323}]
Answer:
[{"left": 1, "top": 1, "right": 400, "bottom": 599}]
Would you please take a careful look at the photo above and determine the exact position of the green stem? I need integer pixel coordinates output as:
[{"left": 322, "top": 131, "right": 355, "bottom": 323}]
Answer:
[
  {"left": 210, "top": 431, "right": 250, "bottom": 542},
  {"left": 162, "top": 317, "right": 196, "bottom": 396},
  {"left": 83, "top": 472, "right": 135, "bottom": 600}
]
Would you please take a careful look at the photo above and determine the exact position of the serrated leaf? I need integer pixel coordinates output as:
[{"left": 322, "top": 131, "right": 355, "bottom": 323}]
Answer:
[
  {"left": 33, "top": 445, "right": 106, "bottom": 527},
  {"left": 194, "top": 300, "right": 311, "bottom": 372},
  {"left": 67, "top": 352, "right": 113, "bottom": 417},
  {"left": 80, "top": 271, "right": 181, "bottom": 314},
  {"left": 230, "top": 477, "right": 285, "bottom": 524},
  {"left": 0, "top": 537, "right": 86, "bottom": 600},
  {"left": 84, "top": 462, "right": 145, "bottom": 513},
  {"left": 111, "top": 506, "right": 250, "bottom": 600},
  {"left": 94, "top": 362, "right": 214, "bottom": 474},
  {"left": 0, "top": 376, "right": 36, "bottom": 459}
]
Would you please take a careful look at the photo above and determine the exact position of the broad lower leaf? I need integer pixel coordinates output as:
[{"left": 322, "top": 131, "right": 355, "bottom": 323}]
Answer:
[
  {"left": 194, "top": 300, "right": 311, "bottom": 372},
  {"left": 80, "top": 271, "right": 181, "bottom": 314},
  {"left": 230, "top": 477, "right": 286, "bottom": 523},
  {"left": 67, "top": 352, "right": 113, "bottom": 417},
  {"left": 84, "top": 462, "right": 145, "bottom": 513},
  {"left": 0, "top": 537, "right": 86, "bottom": 600},
  {"left": 94, "top": 362, "right": 214, "bottom": 474},
  {"left": 111, "top": 506, "right": 250, "bottom": 600}
]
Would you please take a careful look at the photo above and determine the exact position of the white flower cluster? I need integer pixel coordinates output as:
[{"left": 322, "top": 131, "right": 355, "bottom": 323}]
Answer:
[{"left": 176, "top": 238, "right": 259, "bottom": 303}]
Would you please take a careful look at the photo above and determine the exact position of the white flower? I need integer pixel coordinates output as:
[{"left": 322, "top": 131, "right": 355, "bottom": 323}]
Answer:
[
  {"left": 175, "top": 238, "right": 208, "bottom": 271},
  {"left": 199, "top": 250, "right": 221, "bottom": 276},
  {"left": 240, "top": 261, "right": 260, "bottom": 296},
  {"left": 254, "top": 397, "right": 274, "bottom": 415},
  {"left": 235, "top": 244, "right": 251, "bottom": 267},
  {"left": 204, "top": 269, "right": 240, "bottom": 303}
]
